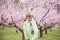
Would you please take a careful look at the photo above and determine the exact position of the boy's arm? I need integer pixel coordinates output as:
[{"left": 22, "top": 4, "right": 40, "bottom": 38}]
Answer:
[
  {"left": 33, "top": 20, "right": 39, "bottom": 35},
  {"left": 33, "top": 20, "right": 38, "bottom": 31},
  {"left": 34, "top": 21, "right": 38, "bottom": 32},
  {"left": 23, "top": 23, "right": 28, "bottom": 39}
]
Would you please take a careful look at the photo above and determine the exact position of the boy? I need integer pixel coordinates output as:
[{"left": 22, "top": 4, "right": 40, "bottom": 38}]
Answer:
[{"left": 23, "top": 12, "right": 38, "bottom": 40}]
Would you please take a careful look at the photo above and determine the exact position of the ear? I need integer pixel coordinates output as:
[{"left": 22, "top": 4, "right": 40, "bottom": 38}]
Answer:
[{"left": 26, "top": 15, "right": 28, "bottom": 18}]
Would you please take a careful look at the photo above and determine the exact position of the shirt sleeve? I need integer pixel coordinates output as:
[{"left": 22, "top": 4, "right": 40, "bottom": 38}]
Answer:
[
  {"left": 23, "top": 22, "right": 28, "bottom": 39},
  {"left": 33, "top": 20, "right": 38, "bottom": 31},
  {"left": 33, "top": 21, "right": 39, "bottom": 39}
]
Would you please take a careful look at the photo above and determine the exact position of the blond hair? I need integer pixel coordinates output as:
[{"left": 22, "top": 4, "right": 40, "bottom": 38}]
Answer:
[{"left": 26, "top": 11, "right": 34, "bottom": 18}]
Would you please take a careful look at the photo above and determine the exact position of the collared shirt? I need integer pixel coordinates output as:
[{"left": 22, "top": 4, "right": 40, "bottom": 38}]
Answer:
[{"left": 23, "top": 20, "right": 38, "bottom": 40}]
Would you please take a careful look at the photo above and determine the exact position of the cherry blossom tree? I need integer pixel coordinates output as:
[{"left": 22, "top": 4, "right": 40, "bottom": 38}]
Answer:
[{"left": 0, "top": 0, "right": 60, "bottom": 40}]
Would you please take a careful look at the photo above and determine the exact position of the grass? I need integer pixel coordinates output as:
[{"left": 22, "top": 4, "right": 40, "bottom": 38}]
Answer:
[{"left": 0, "top": 25, "right": 60, "bottom": 40}]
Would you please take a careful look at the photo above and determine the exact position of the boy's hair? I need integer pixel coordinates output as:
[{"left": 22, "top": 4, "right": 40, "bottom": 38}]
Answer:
[{"left": 26, "top": 11, "right": 34, "bottom": 18}]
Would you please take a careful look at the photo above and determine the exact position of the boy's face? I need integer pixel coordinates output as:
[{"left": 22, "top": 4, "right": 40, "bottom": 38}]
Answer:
[{"left": 26, "top": 15, "right": 33, "bottom": 21}]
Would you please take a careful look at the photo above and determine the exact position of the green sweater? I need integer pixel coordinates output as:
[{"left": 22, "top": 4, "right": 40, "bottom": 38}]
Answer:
[{"left": 23, "top": 20, "right": 38, "bottom": 40}]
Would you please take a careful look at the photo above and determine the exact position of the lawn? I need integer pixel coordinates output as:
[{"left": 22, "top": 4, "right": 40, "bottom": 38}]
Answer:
[{"left": 0, "top": 25, "right": 60, "bottom": 40}]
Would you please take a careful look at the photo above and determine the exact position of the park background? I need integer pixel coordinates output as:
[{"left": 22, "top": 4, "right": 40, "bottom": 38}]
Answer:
[{"left": 0, "top": 0, "right": 60, "bottom": 40}]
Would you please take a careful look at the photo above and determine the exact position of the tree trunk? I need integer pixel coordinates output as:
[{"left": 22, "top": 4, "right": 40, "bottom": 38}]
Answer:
[
  {"left": 1, "top": 24, "right": 5, "bottom": 29},
  {"left": 19, "top": 28, "right": 25, "bottom": 40},
  {"left": 45, "top": 27, "right": 47, "bottom": 34},
  {"left": 39, "top": 27, "right": 43, "bottom": 38},
  {"left": 22, "top": 32, "right": 25, "bottom": 40}
]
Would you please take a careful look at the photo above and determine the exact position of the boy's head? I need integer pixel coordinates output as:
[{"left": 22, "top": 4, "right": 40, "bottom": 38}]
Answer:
[{"left": 26, "top": 11, "right": 34, "bottom": 21}]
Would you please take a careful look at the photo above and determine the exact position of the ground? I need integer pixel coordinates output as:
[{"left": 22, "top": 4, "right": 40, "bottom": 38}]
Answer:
[{"left": 0, "top": 25, "right": 60, "bottom": 40}]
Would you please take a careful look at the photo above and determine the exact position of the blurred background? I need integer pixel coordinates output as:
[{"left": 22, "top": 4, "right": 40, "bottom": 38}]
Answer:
[{"left": 0, "top": 0, "right": 60, "bottom": 40}]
